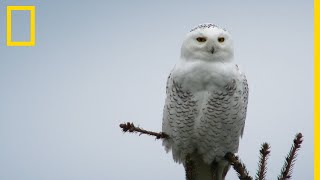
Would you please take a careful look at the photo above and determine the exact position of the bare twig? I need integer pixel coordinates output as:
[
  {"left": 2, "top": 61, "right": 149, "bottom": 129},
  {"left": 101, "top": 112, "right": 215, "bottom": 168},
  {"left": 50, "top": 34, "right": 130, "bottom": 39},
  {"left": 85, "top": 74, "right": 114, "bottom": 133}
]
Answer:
[
  {"left": 256, "top": 143, "right": 271, "bottom": 180},
  {"left": 277, "top": 133, "right": 303, "bottom": 180},
  {"left": 119, "top": 122, "right": 169, "bottom": 139},
  {"left": 225, "top": 152, "right": 253, "bottom": 180}
]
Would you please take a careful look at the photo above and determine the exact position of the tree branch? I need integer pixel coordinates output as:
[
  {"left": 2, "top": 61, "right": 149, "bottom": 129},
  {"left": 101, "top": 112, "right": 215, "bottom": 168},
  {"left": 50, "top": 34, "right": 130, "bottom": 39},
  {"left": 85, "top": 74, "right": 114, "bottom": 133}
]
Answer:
[
  {"left": 119, "top": 122, "right": 303, "bottom": 180},
  {"left": 225, "top": 152, "right": 253, "bottom": 180},
  {"left": 119, "top": 122, "right": 169, "bottom": 139},
  {"left": 278, "top": 133, "right": 303, "bottom": 180},
  {"left": 256, "top": 143, "right": 271, "bottom": 180}
]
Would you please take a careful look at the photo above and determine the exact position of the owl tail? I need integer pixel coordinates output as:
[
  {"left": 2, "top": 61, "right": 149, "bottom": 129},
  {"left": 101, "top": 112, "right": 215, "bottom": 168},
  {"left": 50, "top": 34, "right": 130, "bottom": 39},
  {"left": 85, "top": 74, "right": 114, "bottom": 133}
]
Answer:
[{"left": 186, "top": 158, "right": 230, "bottom": 180}]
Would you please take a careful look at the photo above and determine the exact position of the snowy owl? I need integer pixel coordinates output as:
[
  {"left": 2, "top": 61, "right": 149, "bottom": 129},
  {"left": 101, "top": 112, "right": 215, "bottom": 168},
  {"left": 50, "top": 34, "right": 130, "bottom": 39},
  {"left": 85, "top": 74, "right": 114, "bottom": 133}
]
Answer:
[{"left": 162, "top": 23, "right": 249, "bottom": 180}]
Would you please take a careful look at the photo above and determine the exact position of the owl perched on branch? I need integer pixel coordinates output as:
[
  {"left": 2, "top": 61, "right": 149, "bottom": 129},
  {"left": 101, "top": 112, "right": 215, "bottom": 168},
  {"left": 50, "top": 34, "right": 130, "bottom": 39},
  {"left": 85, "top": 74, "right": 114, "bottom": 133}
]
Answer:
[{"left": 162, "top": 23, "right": 249, "bottom": 180}]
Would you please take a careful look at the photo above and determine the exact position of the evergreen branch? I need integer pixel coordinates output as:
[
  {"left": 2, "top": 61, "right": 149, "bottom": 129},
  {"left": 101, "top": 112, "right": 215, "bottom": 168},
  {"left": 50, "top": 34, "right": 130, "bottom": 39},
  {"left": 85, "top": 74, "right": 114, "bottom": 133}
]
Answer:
[
  {"left": 119, "top": 122, "right": 304, "bottom": 180},
  {"left": 255, "top": 143, "right": 271, "bottom": 180},
  {"left": 277, "top": 133, "right": 303, "bottom": 180},
  {"left": 225, "top": 152, "right": 253, "bottom": 180},
  {"left": 119, "top": 122, "right": 169, "bottom": 139}
]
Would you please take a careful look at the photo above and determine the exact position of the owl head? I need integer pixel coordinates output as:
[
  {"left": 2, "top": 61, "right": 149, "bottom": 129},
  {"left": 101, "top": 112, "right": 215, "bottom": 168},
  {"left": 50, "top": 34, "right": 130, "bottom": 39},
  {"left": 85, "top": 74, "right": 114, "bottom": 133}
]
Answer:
[{"left": 181, "top": 23, "right": 234, "bottom": 62}]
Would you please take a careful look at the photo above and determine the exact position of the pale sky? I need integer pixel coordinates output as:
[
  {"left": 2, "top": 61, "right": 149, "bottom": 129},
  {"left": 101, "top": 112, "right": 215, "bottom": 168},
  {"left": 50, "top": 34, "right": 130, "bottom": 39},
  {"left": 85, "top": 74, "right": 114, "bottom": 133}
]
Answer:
[{"left": 0, "top": 0, "right": 313, "bottom": 179}]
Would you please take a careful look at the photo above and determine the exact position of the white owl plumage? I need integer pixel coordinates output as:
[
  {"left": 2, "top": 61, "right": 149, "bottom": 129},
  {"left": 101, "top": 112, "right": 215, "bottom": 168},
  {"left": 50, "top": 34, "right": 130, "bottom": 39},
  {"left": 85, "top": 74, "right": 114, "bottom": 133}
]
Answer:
[{"left": 162, "top": 23, "right": 248, "bottom": 180}]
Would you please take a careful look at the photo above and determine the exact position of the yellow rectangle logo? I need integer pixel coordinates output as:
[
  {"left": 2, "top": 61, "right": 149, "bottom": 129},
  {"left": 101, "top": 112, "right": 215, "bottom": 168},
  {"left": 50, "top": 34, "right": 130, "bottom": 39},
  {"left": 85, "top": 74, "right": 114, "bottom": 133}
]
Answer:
[{"left": 7, "top": 6, "right": 36, "bottom": 46}]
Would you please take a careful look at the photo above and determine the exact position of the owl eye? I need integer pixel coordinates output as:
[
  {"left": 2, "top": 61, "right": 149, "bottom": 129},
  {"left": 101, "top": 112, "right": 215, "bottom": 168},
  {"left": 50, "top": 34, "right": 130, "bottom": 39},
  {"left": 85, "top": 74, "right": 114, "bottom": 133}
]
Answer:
[
  {"left": 196, "top": 37, "right": 207, "bottom": 42},
  {"left": 218, "top": 37, "right": 225, "bottom": 43}
]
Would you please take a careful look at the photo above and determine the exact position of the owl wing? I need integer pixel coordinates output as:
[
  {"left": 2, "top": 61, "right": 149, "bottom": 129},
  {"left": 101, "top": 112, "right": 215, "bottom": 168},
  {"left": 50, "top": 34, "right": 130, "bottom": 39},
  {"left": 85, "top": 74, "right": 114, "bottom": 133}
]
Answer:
[
  {"left": 196, "top": 69, "right": 249, "bottom": 163},
  {"left": 240, "top": 73, "right": 249, "bottom": 137},
  {"left": 162, "top": 72, "right": 199, "bottom": 163}
]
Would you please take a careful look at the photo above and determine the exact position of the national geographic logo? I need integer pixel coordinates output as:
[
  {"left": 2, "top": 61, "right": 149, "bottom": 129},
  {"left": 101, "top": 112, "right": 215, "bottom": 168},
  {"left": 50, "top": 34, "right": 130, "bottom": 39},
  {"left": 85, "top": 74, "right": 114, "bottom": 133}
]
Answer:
[{"left": 6, "top": 6, "right": 36, "bottom": 47}]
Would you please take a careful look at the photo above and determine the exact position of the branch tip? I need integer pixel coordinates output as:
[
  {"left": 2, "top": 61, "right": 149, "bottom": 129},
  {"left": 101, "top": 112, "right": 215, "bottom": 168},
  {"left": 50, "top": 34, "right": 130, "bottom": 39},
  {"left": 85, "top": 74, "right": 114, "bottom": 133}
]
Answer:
[
  {"left": 119, "top": 122, "right": 169, "bottom": 139},
  {"left": 256, "top": 143, "right": 271, "bottom": 180},
  {"left": 225, "top": 152, "right": 253, "bottom": 180},
  {"left": 278, "top": 133, "right": 303, "bottom": 180}
]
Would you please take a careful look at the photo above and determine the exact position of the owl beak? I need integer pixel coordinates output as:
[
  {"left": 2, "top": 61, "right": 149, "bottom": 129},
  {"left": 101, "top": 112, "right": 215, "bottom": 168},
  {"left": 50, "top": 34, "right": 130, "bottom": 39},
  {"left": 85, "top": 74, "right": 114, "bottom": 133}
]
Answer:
[{"left": 210, "top": 47, "right": 215, "bottom": 54}]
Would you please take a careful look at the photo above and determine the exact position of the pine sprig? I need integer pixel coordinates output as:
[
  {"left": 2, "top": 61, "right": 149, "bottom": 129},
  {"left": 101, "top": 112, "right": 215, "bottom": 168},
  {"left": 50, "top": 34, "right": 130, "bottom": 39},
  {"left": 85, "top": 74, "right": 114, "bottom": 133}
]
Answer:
[
  {"left": 255, "top": 143, "right": 271, "bottom": 180},
  {"left": 225, "top": 152, "right": 253, "bottom": 180},
  {"left": 119, "top": 122, "right": 169, "bottom": 139},
  {"left": 277, "top": 133, "right": 303, "bottom": 180}
]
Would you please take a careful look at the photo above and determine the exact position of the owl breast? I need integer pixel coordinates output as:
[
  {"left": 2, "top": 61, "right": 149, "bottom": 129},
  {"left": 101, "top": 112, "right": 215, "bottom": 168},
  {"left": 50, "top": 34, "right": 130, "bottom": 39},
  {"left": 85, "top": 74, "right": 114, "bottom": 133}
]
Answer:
[
  {"left": 162, "top": 60, "right": 248, "bottom": 164},
  {"left": 173, "top": 60, "right": 238, "bottom": 93}
]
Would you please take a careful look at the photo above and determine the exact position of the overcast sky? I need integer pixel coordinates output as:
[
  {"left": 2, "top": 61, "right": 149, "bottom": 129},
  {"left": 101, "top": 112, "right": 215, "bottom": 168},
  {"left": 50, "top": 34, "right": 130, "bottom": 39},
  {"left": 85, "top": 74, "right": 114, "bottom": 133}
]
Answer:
[{"left": 0, "top": 0, "right": 313, "bottom": 179}]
